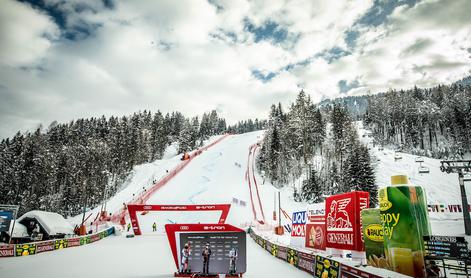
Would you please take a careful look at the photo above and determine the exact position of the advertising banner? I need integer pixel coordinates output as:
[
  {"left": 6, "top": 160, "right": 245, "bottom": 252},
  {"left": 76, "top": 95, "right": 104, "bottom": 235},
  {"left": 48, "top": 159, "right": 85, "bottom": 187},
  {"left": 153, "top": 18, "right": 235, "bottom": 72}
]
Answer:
[
  {"left": 326, "top": 191, "right": 369, "bottom": 251},
  {"left": 291, "top": 210, "right": 307, "bottom": 247},
  {"left": 36, "top": 241, "right": 55, "bottom": 253},
  {"left": 271, "top": 243, "right": 278, "bottom": 257},
  {"left": 68, "top": 238, "right": 81, "bottom": 247},
  {"left": 128, "top": 204, "right": 231, "bottom": 235},
  {"left": 54, "top": 239, "right": 68, "bottom": 249},
  {"left": 0, "top": 245, "right": 14, "bottom": 257},
  {"left": 315, "top": 255, "right": 340, "bottom": 278},
  {"left": 379, "top": 181, "right": 431, "bottom": 278},
  {"left": 0, "top": 210, "right": 13, "bottom": 233},
  {"left": 15, "top": 243, "right": 37, "bottom": 256},
  {"left": 306, "top": 203, "right": 326, "bottom": 250},
  {"left": 297, "top": 252, "right": 315, "bottom": 274},
  {"left": 266, "top": 241, "right": 272, "bottom": 253},
  {"left": 287, "top": 248, "right": 298, "bottom": 266},
  {"left": 360, "top": 208, "right": 387, "bottom": 268},
  {"left": 80, "top": 236, "right": 90, "bottom": 245},
  {"left": 424, "top": 235, "right": 469, "bottom": 260},
  {"left": 277, "top": 246, "right": 288, "bottom": 261},
  {"left": 107, "top": 226, "right": 115, "bottom": 236},
  {"left": 340, "top": 264, "right": 383, "bottom": 278},
  {"left": 165, "top": 224, "right": 246, "bottom": 275},
  {"left": 90, "top": 234, "right": 101, "bottom": 243}
]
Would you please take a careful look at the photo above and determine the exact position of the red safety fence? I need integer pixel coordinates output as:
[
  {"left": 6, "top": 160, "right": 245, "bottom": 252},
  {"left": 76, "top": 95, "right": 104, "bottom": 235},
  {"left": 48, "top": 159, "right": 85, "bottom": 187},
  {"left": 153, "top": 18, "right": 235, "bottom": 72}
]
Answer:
[
  {"left": 247, "top": 142, "right": 265, "bottom": 224},
  {"left": 109, "top": 134, "right": 230, "bottom": 224},
  {"left": 251, "top": 143, "right": 265, "bottom": 222},
  {"left": 246, "top": 144, "right": 258, "bottom": 221}
]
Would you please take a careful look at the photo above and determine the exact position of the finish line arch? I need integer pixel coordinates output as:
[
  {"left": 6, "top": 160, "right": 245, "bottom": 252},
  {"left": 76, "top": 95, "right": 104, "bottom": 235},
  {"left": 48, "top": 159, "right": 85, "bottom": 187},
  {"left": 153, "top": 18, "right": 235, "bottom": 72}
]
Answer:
[{"left": 127, "top": 204, "right": 231, "bottom": 235}]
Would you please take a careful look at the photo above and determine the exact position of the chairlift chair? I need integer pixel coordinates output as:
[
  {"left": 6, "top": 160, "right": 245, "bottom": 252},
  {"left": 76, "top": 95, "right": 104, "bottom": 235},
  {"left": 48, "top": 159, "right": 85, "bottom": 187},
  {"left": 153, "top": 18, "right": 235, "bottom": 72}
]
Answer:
[
  {"left": 394, "top": 153, "right": 402, "bottom": 161},
  {"left": 415, "top": 156, "right": 424, "bottom": 163},
  {"left": 418, "top": 166, "right": 430, "bottom": 174}
]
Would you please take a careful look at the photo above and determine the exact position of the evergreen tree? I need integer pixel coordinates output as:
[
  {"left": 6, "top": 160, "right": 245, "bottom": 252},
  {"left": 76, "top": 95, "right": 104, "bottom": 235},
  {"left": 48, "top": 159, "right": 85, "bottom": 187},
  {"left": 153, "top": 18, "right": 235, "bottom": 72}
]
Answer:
[{"left": 301, "top": 168, "right": 323, "bottom": 203}]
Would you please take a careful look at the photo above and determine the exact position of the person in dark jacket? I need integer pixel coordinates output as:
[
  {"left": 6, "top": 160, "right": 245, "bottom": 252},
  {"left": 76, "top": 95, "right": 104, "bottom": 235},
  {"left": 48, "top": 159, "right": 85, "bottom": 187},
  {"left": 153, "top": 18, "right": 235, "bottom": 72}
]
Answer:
[{"left": 202, "top": 242, "right": 212, "bottom": 274}]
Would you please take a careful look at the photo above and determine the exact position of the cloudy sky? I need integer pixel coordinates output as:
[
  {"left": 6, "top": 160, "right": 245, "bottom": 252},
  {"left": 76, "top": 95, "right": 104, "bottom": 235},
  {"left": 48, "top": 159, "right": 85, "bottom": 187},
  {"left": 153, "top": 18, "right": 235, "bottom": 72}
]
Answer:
[{"left": 0, "top": 0, "right": 470, "bottom": 138}]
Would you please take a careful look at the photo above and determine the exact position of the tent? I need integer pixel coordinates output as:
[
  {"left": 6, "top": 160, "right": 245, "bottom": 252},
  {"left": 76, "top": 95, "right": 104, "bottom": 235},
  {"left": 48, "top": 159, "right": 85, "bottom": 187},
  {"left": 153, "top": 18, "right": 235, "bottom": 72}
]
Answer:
[
  {"left": 0, "top": 222, "right": 29, "bottom": 244},
  {"left": 17, "top": 210, "right": 74, "bottom": 240}
]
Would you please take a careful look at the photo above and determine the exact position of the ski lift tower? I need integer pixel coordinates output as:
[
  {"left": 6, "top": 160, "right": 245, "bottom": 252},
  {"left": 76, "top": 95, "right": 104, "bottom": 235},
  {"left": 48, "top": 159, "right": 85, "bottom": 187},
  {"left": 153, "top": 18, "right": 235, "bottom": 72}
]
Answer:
[{"left": 440, "top": 160, "right": 471, "bottom": 235}]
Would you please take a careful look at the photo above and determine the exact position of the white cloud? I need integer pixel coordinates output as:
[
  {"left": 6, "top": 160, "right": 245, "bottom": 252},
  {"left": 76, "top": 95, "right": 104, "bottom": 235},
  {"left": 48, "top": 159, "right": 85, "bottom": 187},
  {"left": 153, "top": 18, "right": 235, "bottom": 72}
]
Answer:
[
  {"left": 0, "top": 0, "right": 59, "bottom": 66},
  {"left": 0, "top": 0, "right": 470, "bottom": 138}
]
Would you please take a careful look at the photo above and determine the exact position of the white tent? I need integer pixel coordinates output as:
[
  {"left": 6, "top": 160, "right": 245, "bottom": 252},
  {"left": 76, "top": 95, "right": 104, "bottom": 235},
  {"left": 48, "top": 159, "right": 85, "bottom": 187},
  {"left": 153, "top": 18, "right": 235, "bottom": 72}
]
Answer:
[
  {"left": 17, "top": 210, "right": 74, "bottom": 236},
  {"left": 8, "top": 222, "right": 29, "bottom": 238}
]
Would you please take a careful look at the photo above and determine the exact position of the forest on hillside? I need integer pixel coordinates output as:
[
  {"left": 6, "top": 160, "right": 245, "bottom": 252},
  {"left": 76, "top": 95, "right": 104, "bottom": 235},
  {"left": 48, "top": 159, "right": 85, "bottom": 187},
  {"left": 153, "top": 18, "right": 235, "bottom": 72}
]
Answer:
[
  {"left": 365, "top": 84, "right": 471, "bottom": 158},
  {"left": 257, "top": 91, "right": 377, "bottom": 206},
  {"left": 0, "top": 110, "right": 232, "bottom": 216}
]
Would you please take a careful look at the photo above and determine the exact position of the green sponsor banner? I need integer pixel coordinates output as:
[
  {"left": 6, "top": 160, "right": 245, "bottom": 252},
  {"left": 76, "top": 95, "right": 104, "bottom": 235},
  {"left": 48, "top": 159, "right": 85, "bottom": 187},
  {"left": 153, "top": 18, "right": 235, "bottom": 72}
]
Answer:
[
  {"left": 361, "top": 208, "right": 388, "bottom": 269},
  {"left": 15, "top": 243, "right": 36, "bottom": 256},
  {"left": 271, "top": 244, "right": 278, "bottom": 257},
  {"left": 314, "top": 255, "right": 340, "bottom": 278},
  {"left": 287, "top": 248, "right": 298, "bottom": 266},
  {"left": 261, "top": 238, "right": 266, "bottom": 249},
  {"left": 80, "top": 236, "right": 91, "bottom": 245},
  {"left": 54, "top": 239, "right": 68, "bottom": 250},
  {"left": 379, "top": 183, "right": 431, "bottom": 278}
]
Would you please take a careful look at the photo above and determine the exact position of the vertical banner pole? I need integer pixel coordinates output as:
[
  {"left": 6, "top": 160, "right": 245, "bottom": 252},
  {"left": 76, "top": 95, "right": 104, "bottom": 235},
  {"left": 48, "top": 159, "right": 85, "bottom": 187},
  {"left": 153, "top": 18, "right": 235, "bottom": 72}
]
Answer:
[{"left": 278, "top": 191, "right": 281, "bottom": 228}]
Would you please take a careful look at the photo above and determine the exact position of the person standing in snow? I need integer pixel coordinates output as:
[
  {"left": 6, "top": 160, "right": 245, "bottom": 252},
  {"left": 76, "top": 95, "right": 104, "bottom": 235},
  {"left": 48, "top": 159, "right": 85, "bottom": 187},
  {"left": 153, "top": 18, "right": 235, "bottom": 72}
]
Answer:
[
  {"left": 202, "top": 242, "right": 212, "bottom": 274},
  {"left": 127, "top": 223, "right": 131, "bottom": 232},
  {"left": 152, "top": 222, "right": 157, "bottom": 232},
  {"left": 181, "top": 243, "right": 190, "bottom": 273},
  {"left": 228, "top": 247, "right": 238, "bottom": 274}
]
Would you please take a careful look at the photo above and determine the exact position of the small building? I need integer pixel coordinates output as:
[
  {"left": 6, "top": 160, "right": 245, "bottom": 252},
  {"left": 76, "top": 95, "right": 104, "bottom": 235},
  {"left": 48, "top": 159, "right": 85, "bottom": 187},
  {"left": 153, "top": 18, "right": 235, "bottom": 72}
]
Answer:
[{"left": 16, "top": 210, "right": 74, "bottom": 241}]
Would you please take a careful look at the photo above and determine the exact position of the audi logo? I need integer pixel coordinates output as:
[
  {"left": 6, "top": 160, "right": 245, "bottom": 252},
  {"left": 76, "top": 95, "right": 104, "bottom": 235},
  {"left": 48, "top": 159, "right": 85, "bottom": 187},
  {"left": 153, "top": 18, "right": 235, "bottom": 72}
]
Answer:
[{"left": 180, "top": 226, "right": 189, "bottom": 230}]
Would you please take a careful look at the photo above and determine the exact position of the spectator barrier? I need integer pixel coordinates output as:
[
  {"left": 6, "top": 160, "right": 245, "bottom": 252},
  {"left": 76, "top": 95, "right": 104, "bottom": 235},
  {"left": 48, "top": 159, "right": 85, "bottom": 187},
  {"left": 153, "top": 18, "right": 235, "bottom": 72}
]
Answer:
[
  {"left": 249, "top": 228, "right": 383, "bottom": 278},
  {"left": 0, "top": 226, "right": 115, "bottom": 258}
]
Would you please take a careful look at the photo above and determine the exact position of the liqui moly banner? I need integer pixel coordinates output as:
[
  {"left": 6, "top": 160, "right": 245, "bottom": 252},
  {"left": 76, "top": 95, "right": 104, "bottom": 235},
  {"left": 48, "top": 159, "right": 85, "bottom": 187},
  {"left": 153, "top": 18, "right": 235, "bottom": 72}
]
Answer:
[
  {"left": 325, "top": 191, "right": 369, "bottom": 251},
  {"left": 290, "top": 210, "right": 307, "bottom": 247},
  {"left": 305, "top": 203, "right": 326, "bottom": 250}
]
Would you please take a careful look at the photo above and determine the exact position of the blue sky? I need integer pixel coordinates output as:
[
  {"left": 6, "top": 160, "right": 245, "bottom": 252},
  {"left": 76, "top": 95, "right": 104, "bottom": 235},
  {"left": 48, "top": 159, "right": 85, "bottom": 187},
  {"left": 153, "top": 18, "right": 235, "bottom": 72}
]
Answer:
[{"left": 0, "top": 0, "right": 470, "bottom": 138}]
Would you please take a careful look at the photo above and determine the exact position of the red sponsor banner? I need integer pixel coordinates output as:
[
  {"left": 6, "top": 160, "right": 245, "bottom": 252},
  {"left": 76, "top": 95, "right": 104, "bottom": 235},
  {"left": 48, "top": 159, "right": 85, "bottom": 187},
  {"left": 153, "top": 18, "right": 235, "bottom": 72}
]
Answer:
[
  {"left": 36, "top": 241, "right": 55, "bottom": 253},
  {"left": 0, "top": 245, "right": 14, "bottom": 257},
  {"left": 306, "top": 223, "right": 326, "bottom": 250},
  {"left": 306, "top": 203, "right": 326, "bottom": 250},
  {"left": 90, "top": 234, "right": 101, "bottom": 243},
  {"left": 68, "top": 238, "right": 81, "bottom": 247},
  {"left": 298, "top": 252, "right": 315, "bottom": 274},
  {"left": 325, "top": 191, "right": 369, "bottom": 251}
]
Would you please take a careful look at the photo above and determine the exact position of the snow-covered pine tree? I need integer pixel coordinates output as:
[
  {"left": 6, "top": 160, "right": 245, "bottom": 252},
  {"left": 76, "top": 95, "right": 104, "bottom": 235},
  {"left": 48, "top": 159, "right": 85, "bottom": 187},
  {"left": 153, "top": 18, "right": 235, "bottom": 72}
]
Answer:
[{"left": 301, "top": 168, "right": 323, "bottom": 203}]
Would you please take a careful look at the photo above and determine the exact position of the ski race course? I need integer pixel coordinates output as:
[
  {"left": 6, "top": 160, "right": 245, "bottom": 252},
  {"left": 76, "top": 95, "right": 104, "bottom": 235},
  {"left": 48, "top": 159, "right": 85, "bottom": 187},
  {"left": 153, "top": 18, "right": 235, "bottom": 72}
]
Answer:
[
  {"left": 0, "top": 131, "right": 309, "bottom": 278},
  {"left": 0, "top": 128, "right": 468, "bottom": 277}
]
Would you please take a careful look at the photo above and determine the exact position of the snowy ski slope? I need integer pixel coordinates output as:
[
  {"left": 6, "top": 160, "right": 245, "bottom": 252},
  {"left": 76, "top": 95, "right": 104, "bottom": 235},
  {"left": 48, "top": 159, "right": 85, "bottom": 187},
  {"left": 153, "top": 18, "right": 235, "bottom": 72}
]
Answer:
[{"left": 1, "top": 129, "right": 467, "bottom": 277}]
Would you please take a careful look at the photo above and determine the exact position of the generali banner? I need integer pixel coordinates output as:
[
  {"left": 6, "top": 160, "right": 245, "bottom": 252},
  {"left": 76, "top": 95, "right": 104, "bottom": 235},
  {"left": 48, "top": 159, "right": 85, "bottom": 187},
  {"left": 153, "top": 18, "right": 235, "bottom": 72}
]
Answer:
[
  {"left": 325, "top": 191, "right": 369, "bottom": 251},
  {"left": 290, "top": 210, "right": 306, "bottom": 247},
  {"left": 305, "top": 203, "right": 326, "bottom": 250}
]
